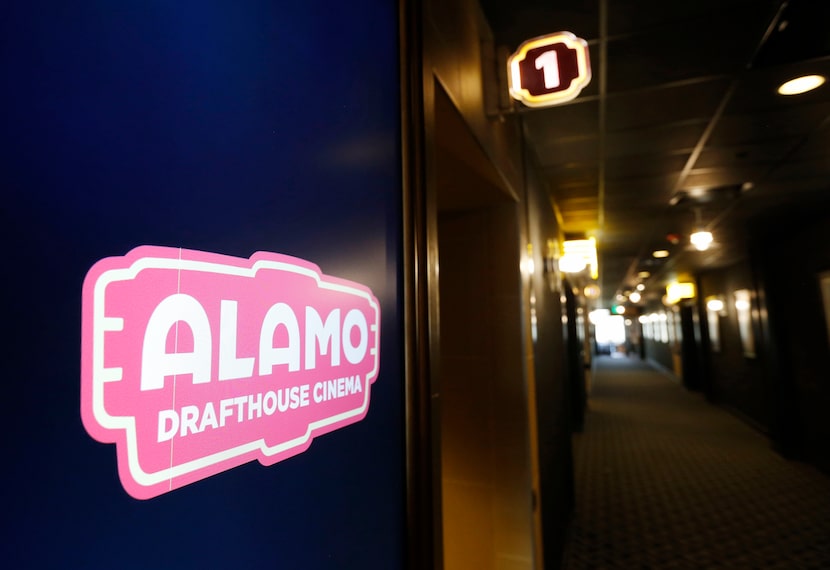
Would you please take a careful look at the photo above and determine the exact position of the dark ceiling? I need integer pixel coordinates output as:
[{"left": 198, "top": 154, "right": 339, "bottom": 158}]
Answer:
[{"left": 481, "top": 0, "right": 830, "bottom": 308}]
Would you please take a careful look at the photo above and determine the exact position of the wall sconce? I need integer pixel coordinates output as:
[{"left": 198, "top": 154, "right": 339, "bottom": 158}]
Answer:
[
  {"left": 734, "top": 289, "right": 755, "bottom": 357},
  {"left": 583, "top": 283, "right": 601, "bottom": 299},
  {"left": 705, "top": 296, "right": 724, "bottom": 352},
  {"left": 706, "top": 296, "right": 726, "bottom": 315},
  {"left": 543, "top": 239, "right": 558, "bottom": 274},
  {"left": 526, "top": 243, "right": 536, "bottom": 275}
]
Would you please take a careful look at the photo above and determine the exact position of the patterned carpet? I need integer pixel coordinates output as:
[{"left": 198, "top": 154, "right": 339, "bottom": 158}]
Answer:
[{"left": 562, "top": 355, "right": 830, "bottom": 569}]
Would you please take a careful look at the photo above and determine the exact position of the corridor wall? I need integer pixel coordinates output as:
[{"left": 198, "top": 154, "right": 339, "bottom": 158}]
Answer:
[
  {"left": 698, "top": 260, "right": 771, "bottom": 431},
  {"left": 753, "top": 207, "right": 830, "bottom": 474},
  {"left": 697, "top": 200, "right": 830, "bottom": 476},
  {"left": 420, "top": 0, "right": 575, "bottom": 567}
]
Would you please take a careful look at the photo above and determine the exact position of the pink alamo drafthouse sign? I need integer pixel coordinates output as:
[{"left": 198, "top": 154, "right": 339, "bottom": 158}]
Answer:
[{"left": 81, "top": 246, "right": 381, "bottom": 499}]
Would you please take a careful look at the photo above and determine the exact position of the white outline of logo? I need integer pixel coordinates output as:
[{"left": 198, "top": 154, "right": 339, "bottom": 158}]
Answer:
[{"left": 82, "top": 247, "right": 380, "bottom": 499}]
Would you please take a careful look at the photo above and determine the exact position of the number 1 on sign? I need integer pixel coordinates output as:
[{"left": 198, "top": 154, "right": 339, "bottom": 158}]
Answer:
[{"left": 535, "top": 50, "right": 560, "bottom": 89}]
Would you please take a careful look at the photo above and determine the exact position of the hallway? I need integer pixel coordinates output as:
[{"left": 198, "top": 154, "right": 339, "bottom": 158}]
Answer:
[{"left": 563, "top": 355, "right": 830, "bottom": 569}]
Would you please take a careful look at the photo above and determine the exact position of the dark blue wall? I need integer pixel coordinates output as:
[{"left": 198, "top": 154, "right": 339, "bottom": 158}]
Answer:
[{"left": 1, "top": 1, "right": 405, "bottom": 567}]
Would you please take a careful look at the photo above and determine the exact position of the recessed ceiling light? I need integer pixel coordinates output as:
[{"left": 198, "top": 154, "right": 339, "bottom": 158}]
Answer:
[
  {"left": 637, "top": 271, "right": 651, "bottom": 278},
  {"left": 652, "top": 250, "right": 670, "bottom": 258},
  {"left": 777, "top": 74, "right": 825, "bottom": 95}
]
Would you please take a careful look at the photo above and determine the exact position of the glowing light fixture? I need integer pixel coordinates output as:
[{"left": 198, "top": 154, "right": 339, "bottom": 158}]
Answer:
[
  {"left": 690, "top": 230, "right": 714, "bottom": 251},
  {"left": 652, "top": 250, "right": 670, "bottom": 258},
  {"left": 628, "top": 291, "right": 641, "bottom": 303},
  {"left": 559, "top": 237, "right": 598, "bottom": 279},
  {"left": 706, "top": 298, "right": 724, "bottom": 312},
  {"left": 584, "top": 283, "right": 601, "bottom": 299},
  {"left": 637, "top": 271, "right": 651, "bottom": 278},
  {"left": 636, "top": 283, "right": 645, "bottom": 291},
  {"left": 589, "top": 308, "right": 610, "bottom": 325},
  {"left": 777, "top": 74, "right": 825, "bottom": 95},
  {"left": 558, "top": 255, "right": 586, "bottom": 273},
  {"left": 666, "top": 281, "right": 695, "bottom": 304},
  {"left": 522, "top": 243, "right": 536, "bottom": 276},
  {"left": 690, "top": 207, "right": 714, "bottom": 251}
]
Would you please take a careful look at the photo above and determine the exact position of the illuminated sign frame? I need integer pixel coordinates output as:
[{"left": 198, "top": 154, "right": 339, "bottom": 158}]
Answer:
[
  {"left": 507, "top": 31, "right": 592, "bottom": 108},
  {"left": 81, "top": 246, "right": 380, "bottom": 499}
]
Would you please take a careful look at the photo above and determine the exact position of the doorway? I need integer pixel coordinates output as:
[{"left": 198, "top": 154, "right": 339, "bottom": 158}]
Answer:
[{"left": 433, "top": 83, "right": 536, "bottom": 569}]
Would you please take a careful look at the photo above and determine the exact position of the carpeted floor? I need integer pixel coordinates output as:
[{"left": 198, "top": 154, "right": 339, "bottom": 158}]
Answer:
[{"left": 562, "top": 354, "right": 830, "bottom": 569}]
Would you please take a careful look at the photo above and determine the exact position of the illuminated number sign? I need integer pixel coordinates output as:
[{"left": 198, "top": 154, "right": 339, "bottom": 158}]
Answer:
[
  {"left": 507, "top": 31, "right": 592, "bottom": 107},
  {"left": 81, "top": 246, "right": 380, "bottom": 499}
]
